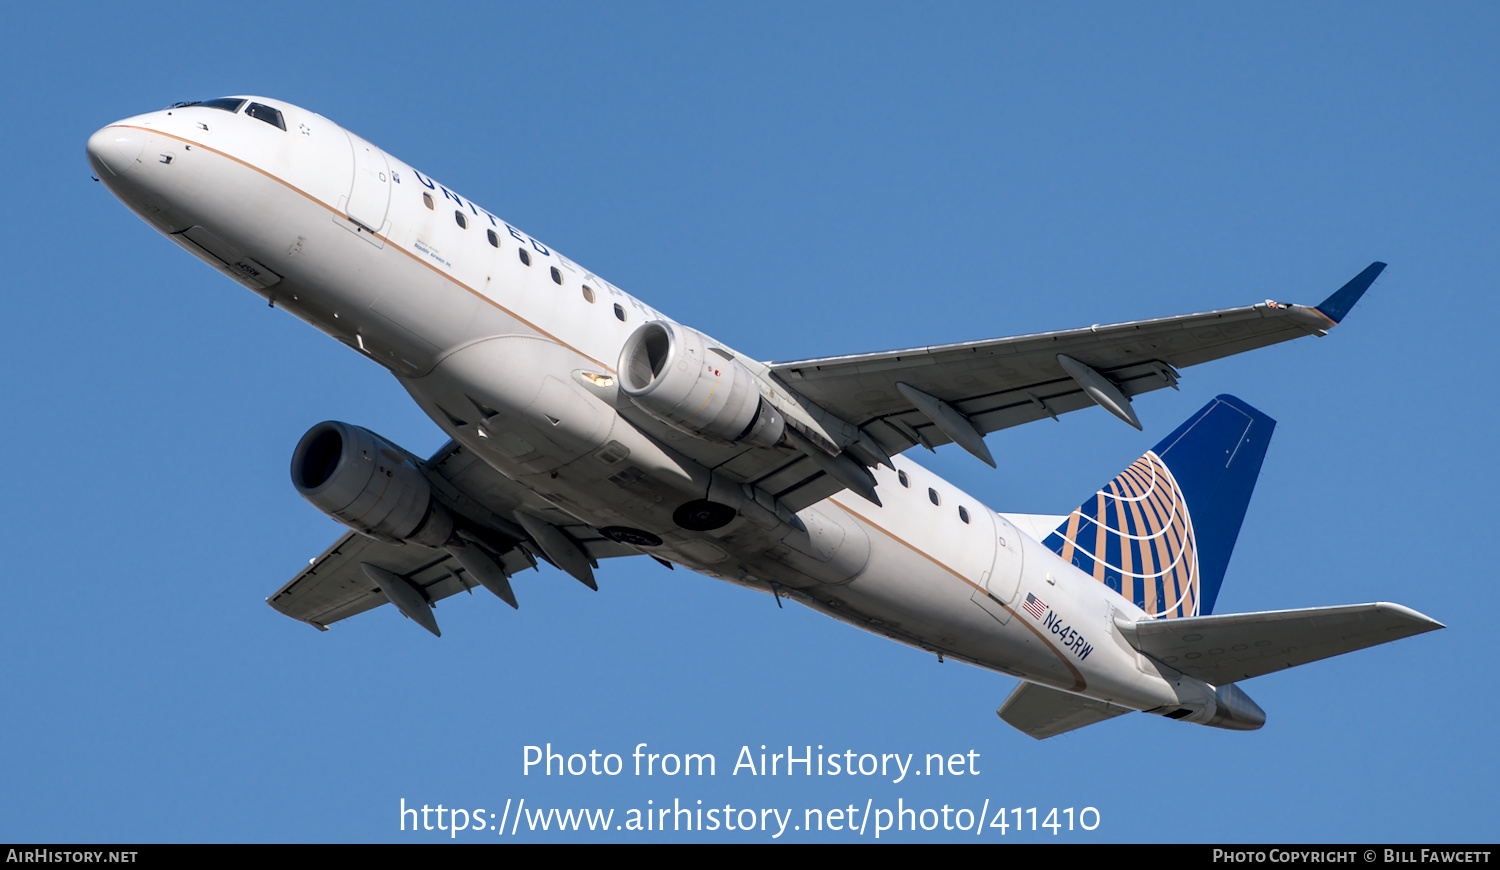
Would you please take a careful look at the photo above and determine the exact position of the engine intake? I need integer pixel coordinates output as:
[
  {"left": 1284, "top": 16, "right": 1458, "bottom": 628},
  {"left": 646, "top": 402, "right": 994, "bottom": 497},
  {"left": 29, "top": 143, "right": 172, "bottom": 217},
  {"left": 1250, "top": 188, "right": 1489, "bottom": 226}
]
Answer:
[
  {"left": 290, "top": 421, "right": 453, "bottom": 547},
  {"left": 619, "top": 321, "right": 784, "bottom": 449}
]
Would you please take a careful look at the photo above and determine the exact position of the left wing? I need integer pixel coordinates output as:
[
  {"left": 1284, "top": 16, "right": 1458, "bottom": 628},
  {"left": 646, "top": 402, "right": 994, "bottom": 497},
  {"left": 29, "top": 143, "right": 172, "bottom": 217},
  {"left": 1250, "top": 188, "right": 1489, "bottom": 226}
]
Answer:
[
  {"left": 267, "top": 530, "right": 483, "bottom": 631},
  {"left": 268, "top": 439, "right": 642, "bottom": 633},
  {"left": 768, "top": 264, "right": 1384, "bottom": 463}
]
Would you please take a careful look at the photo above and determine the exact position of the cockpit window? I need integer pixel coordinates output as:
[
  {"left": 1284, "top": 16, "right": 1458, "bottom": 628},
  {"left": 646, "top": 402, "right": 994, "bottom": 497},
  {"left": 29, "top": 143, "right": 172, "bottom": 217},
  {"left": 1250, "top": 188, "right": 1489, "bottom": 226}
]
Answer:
[
  {"left": 171, "top": 98, "right": 246, "bottom": 113},
  {"left": 246, "top": 102, "right": 286, "bottom": 131}
]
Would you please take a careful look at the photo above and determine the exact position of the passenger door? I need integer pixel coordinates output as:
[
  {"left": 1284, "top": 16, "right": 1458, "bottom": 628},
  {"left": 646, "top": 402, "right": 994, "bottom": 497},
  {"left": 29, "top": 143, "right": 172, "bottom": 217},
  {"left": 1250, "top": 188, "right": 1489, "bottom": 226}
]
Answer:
[{"left": 344, "top": 130, "right": 390, "bottom": 233}]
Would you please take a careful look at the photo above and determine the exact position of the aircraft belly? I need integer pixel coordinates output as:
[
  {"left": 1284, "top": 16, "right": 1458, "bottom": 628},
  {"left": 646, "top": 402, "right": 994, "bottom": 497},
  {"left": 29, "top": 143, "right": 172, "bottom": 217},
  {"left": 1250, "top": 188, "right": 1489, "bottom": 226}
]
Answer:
[
  {"left": 393, "top": 323, "right": 1176, "bottom": 705},
  {"left": 398, "top": 337, "right": 717, "bottom": 532},
  {"left": 762, "top": 507, "right": 1181, "bottom": 708},
  {"left": 412, "top": 344, "right": 1157, "bottom": 698},
  {"left": 273, "top": 209, "right": 473, "bottom": 374}
]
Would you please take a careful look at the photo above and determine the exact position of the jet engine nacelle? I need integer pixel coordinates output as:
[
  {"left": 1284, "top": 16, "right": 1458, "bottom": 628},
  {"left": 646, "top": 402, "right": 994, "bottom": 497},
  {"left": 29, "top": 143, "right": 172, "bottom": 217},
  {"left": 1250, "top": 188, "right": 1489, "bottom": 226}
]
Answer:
[
  {"left": 290, "top": 421, "right": 454, "bottom": 548},
  {"left": 619, "top": 321, "right": 785, "bottom": 449}
]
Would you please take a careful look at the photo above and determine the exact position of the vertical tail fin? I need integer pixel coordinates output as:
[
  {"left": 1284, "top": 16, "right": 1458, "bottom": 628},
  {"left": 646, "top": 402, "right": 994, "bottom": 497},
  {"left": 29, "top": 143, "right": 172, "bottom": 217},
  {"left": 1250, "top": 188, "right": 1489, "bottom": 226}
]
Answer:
[{"left": 1042, "top": 395, "right": 1274, "bottom": 618}]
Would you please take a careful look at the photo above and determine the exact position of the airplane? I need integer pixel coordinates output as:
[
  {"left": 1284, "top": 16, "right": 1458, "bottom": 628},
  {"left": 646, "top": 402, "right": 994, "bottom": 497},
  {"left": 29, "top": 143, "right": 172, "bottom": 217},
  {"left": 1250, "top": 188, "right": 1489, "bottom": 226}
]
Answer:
[{"left": 87, "top": 95, "right": 1441, "bottom": 739}]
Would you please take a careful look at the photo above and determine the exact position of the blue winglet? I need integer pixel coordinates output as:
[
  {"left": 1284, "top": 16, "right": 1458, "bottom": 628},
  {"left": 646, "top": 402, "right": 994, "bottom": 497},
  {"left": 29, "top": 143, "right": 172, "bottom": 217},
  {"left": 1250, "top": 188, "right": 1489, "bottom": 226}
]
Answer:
[{"left": 1315, "top": 262, "right": 1385, "bottom": 324}]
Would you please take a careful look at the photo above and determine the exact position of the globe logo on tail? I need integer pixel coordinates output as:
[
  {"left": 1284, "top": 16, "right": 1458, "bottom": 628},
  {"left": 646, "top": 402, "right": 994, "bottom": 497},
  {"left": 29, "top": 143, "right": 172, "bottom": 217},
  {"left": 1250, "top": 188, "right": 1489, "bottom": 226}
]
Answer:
[{"left": 1043, "top": 451, "right": 1200, "bottom": 619}]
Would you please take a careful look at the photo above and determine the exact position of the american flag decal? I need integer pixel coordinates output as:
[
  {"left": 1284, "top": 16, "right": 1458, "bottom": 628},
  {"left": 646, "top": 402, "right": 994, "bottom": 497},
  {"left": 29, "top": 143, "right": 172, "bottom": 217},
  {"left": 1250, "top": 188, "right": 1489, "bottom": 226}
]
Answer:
[{"left": 1023, "top": 592, "right": 1047, "bottom": 620}]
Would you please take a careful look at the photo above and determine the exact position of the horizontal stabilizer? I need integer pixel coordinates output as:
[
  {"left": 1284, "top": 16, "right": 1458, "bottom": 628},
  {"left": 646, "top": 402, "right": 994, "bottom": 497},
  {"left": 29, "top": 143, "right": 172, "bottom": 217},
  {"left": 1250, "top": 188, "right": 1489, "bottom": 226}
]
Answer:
[
  {"left": 998, "top": 681, "right": 1134, "bottom": 739},
  {"left": 1118, "top": 602, "right": 1443, "bottom": 686}
]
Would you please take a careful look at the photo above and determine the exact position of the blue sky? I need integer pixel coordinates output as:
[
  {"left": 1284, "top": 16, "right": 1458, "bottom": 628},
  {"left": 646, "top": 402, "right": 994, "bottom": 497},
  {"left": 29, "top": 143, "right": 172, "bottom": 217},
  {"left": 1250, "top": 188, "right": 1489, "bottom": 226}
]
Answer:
[{"left": 3, "top": 2, "right": 1494, "bottom": 842}]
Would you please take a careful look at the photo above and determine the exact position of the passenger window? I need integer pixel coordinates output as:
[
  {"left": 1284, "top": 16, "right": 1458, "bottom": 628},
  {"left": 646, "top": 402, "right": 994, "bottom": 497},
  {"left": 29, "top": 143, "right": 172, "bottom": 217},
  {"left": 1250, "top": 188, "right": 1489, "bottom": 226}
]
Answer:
[
  {"left": 581, "top": 285, "right": 595, "bottom": 303},
  {"left": 487, "top": 229, "right": 500, "bottom": 248},
  {"left": 959, "top": 506, "right": 970, "bottom": 524},
  {"left": 928, "top": 488, "right": 940, "bottom": 506},
  {"left": 245, "top": 102, "right": 286, "bottom": 130},
  {"left": 613, "top": 304, "right": 626, "bottom": 322},
  {"left": 454, "top": 211, "right": 468, "bottom": 229},
  {"left": 422, "top": 193, "right": 434, "bottom": 210},
  {"left": 518, "top": 249, "right": 531, "bottom": 266},
  {"left": 898, "top": 470, "right": 909, "bottom": 488},
  {"left": 550, "top": 266, "right": 563, "bottom": 285}
]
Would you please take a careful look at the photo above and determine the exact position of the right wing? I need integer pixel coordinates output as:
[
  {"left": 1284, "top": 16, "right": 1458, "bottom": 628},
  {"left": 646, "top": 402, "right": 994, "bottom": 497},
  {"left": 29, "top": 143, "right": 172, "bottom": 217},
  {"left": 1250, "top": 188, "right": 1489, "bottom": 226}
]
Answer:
[
  {"left": 602, "top": 265, "right": 1386, "bottom": 515},
  {"left": 767, "top": 264, "right": 1385, "bottom": 462}
]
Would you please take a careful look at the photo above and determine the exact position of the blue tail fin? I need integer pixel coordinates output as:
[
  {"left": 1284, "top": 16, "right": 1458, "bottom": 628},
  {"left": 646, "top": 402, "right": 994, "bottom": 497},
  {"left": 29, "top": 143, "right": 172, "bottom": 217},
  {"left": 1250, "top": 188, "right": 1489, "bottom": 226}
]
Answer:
[{"left": 1042, "top": 395, "right": 1274, "bottom": 618}]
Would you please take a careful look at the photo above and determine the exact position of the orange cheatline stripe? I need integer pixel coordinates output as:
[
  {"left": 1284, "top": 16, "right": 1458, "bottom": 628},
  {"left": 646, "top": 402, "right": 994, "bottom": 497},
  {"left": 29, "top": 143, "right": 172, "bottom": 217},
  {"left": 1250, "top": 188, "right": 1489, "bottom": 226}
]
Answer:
[
  {"left": 138, "top": 126, "right": 1096, "bottom": 683},
  {"left": 114, "top": 125, "right": 615, "bottom": 373},
  {"left": 828, "top": 497, "right": 1086, "bottom": 691}
]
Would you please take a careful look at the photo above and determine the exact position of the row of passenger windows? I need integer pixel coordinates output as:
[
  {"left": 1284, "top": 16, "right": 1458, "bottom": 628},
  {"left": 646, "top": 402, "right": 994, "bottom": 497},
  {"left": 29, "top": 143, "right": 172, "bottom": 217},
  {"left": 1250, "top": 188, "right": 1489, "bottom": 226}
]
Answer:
[
  {"left": 413, "top": 185, "right": 970, "bottom": 523},
  {"left": 895, "top": 470, "right": 971, "bottom": 523},
  {"left": 411, "top": 186, "right": 971, "bottom": 519},
  {"left": 421, "top": 193, "right": 627, "bottom": 321}
]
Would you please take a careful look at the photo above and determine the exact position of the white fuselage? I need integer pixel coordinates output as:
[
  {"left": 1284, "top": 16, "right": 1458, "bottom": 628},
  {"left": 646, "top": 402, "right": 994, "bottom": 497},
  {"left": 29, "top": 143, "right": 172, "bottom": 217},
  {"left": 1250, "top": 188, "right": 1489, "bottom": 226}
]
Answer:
[{"left": 88, "top": 97, "right": 1227, "bottom": 724}]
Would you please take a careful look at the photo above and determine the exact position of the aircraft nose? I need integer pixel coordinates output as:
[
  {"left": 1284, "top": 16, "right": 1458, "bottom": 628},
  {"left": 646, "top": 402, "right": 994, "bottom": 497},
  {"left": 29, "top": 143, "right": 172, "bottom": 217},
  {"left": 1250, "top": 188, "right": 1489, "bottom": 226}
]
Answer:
[{"left": 87, "top": 125, "right": 145, "bottom": 178}]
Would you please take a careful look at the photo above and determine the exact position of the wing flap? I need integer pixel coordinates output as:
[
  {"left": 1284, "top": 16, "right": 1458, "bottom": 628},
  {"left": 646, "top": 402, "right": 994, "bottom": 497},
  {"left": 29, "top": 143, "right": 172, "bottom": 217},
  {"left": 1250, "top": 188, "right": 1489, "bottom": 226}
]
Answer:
[
  {"left": 997, "top": 681, "right": 1134, "bottom": 739},
  {"left": 1119, "top": 602, "right": 1443, "bottom": 686}
]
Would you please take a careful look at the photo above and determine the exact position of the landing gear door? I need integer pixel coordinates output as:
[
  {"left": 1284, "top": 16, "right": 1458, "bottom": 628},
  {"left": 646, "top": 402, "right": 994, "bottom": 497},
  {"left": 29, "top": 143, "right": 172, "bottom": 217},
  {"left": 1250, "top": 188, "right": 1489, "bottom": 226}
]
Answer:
[{"left": 345, "top": 130, "right": 391, "bottom": 233}]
